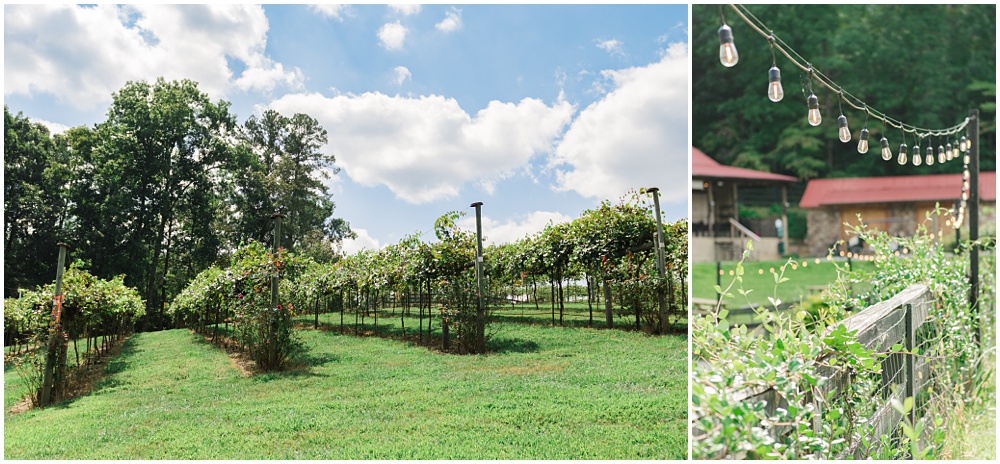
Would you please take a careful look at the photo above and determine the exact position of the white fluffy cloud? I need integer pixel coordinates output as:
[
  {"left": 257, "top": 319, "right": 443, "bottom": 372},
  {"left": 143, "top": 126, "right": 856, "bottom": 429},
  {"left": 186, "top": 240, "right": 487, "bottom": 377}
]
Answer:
[
  {"left": 377, "top": 21, "right": 407, "bottom": 50},
  {"left": 549, "top": 41, "right": 689, "bottom": 204},
  {"left": 341, "top": 228, "right": 381, "bottom": 255},
  {"left": 458, "top": 211, "right": 573, "bottom": 246},
  {"left": 269, "top": 92, "right": 574, "bottom": 204},
  {"left": 596, "top": 38, "right": 625, "bottom": 57},
  {"left": 389, "top": 4, "right": 421, "bottom": 16},
  {"left": 435, "top": 7, "right": 463, "bottom": 33},
  {"left": 4, "top": 4, "right": 303, "bottom": 110},
  {"left": 310, "top": 4, "right": 347, "bottom": 21},
  {"left": 34, "top": 118, "right": 70, "bottom": 135},
  {"left": 392, "top": 66, "right": 412, "bottom": 86}
]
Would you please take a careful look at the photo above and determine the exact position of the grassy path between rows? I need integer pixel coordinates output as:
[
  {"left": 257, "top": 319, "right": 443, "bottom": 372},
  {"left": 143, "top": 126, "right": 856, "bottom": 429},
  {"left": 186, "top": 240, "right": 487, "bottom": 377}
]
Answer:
[{"left": 5, "top": 322, "right": 686, "bottom": 459}]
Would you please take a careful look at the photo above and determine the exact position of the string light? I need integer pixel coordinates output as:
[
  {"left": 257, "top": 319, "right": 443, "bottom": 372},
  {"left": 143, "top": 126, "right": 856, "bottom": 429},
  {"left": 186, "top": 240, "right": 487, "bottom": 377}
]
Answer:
[
  {"left": 880, "top": 136, "right": 892, "bottom": 161},
  {"left": 766, "top": 35, "right": 783, "bottom": 102},
  {"left": 806, "top": 73, "right": 821, "bottom": 125},
  {"left": 715, "top": 4, "right": 970, "bottom": 169},
  {"left": 718, "top": 7, "right": 739, "bottom": 68},
  {"left": 768, "top": 66, "right": 783, "bottom": 102},
  {"left": 837, "top": 115, "right": 850, "bottom": 142},
  {"left": 713, "top": 4, "right": 978, "bottom": 234},
  {"left": 836, "top": 93, "right": 850, "bottom": 142}
]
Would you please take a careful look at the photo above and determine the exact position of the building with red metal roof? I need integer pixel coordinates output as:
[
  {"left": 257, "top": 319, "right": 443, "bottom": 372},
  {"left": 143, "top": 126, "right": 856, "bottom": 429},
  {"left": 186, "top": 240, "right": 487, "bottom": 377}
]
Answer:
[{"left": 799, "top": 172, "right": 996, "bottom": 256}]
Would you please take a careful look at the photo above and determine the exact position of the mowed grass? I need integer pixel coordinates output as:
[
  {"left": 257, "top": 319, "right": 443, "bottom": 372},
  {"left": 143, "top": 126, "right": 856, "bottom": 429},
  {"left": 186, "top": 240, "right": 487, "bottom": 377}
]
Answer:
[
  {"left": 692, "top": 258, "right": 874, "bottom": 309},
  {"left": 489, "top": 301, "right": 687, "bottom": 332},
  {"left": 4, "top": 320, "right": 687, "bottom": 459}
]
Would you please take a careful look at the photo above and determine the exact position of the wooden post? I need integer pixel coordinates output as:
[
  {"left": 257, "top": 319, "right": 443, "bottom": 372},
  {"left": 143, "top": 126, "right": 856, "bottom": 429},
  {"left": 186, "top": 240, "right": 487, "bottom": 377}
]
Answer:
[
  {"left": 904, "top": 303, "right": 915, "bottom": 427},
  {"left": 442, "top": 317, "right": 450, "bottom": 350},
  {"left": 40, "top": 242, "right": 70, "bottom": 407},
  {"left": 604, "top": 279, "right": 614, "bottom": 329},
  {"left": 648, "top": 188, "right": 669, "bottom": 334}
]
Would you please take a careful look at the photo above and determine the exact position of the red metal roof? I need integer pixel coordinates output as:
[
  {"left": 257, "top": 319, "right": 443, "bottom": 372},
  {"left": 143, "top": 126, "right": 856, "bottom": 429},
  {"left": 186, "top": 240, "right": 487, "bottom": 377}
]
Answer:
[
  {"left": 692, "top": 147, "right": 798, "bottom": 183},
  {"left": 800, "top": 171, "right": 997, "bottom": 208}
]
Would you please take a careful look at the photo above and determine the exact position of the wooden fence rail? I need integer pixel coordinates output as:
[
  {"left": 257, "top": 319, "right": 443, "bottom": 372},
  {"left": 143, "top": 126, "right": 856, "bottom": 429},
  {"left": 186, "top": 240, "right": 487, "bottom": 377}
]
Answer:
[{"left": 695, "top": 283, "right": 933, "bottom": 459}]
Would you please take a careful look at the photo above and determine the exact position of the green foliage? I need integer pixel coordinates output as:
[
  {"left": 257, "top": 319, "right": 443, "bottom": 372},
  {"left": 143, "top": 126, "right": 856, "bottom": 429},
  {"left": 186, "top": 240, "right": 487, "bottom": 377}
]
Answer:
[
  {"left": 170, "top": 242, "right": 308, "bottom": 371},
  {"left": 692, "top": 243, "right": 879, "bottom": 459},
  {"left": 4, "top": 262, "right": 144, "bottom": 405},
  {"left": 694, "top": 211, "right": 994, "bottom": 459}
]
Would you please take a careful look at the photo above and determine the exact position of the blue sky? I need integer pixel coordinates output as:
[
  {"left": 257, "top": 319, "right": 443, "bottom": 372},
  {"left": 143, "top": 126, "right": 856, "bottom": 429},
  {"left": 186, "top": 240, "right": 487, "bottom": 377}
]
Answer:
[{"left": 5, "top": 4, "right": 690, "bottom": 253}]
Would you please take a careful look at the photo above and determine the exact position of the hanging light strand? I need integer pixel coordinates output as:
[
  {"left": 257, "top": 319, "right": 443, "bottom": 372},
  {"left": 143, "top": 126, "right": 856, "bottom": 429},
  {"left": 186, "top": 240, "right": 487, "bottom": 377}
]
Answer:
[{"left": 724, "top": 4, "right": 970, "bottom": 139}]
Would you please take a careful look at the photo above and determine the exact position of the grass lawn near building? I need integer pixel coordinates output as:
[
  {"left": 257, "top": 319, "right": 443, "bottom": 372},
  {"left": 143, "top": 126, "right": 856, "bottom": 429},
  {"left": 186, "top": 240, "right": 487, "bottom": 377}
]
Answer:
[{"left": 692, "top": 257, "right": 876, "bottom": 311}]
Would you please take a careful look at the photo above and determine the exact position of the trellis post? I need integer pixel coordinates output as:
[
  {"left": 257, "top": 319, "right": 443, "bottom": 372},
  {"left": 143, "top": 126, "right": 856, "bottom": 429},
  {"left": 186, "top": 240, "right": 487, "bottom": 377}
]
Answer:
[
  {"left": 648, "top": 187, "right": 669, "bottom": 333},
  {"left": 471, "top": 201, "right": 486, "bottom": 353},
  {"left": 40, "top": 242, "right": 70, "bottom": 407}
]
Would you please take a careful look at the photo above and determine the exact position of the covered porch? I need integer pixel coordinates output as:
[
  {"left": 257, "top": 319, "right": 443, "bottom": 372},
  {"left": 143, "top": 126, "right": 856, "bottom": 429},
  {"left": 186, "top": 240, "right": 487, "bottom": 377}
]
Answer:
[{"left": 692, "top": 147, "right": 798, "bottom": 262}]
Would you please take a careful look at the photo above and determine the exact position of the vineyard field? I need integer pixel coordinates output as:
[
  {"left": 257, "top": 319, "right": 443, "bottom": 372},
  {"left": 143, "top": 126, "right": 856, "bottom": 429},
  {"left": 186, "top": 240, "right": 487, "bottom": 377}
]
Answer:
[{"left": 4, "top": 323, "right": 686, "bottom": 459}]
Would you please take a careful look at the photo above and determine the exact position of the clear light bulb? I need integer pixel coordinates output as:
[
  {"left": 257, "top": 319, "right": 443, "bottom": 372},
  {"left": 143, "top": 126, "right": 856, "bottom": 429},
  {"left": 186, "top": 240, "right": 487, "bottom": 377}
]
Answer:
[
  {"left": 837, "top": 115, "right": 850, "bottom": 142},
  {"left": 925, "top": 146, "right": 934, "bottom": 165},
  {"left": 960, "top": 136, "right": 968, "bottom": 152},
  {"left": 913, "top": 146, "right": 922, "bottom": 166},
  {"left": 963, "top": 169, "right": 970, "bottom": 181},
  {"left": 807, "top": 93, "right": 821, "bottom": 126},
  {"left": 897, "top": 143, "right": 908, "bottom": 165},
  {"left": 964, "top": 154, "right": 970, "bottom": 164},
  {"left": 719, "top": 24, "right": 739, "bottom": 67},
  {"left": 880, "top": 137, "right": 892, "bottom": 161},
  {"left": 937, "top": 145, "right": 945, "bottom": 164},
  {"left": 767, "top": 66, "right": 783, "bottom": 102},
  {"left": 963, "top": 180, "right": 970, "bottom": 191},
  {"left": 858, "top": 128, "right": 869, "bottom": 154}
]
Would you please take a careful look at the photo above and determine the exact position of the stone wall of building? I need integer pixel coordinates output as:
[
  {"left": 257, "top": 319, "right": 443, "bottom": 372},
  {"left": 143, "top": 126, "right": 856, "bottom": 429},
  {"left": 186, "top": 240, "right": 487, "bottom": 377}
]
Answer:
[
  {"left": 887, "top": 203, "right": 915, "bottom": 237},
  {"left": 806, "top": 208, "right": 840, "bottom": 257}
]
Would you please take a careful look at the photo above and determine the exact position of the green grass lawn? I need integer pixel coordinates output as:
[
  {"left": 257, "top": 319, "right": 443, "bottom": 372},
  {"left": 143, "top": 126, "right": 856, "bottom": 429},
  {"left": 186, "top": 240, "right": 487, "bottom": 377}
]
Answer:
[
  {"left": 4, "top": 320, "right": 687, "bottom": 459},
  {"left": 692, "top": 257, "right": 874, "bottom": 310}
]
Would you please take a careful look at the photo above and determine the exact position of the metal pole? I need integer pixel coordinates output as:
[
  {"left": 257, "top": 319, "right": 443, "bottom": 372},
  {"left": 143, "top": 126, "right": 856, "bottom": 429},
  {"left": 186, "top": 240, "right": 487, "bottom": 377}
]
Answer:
[
  {"left": 968, "top": 109, "right": 980, "bottom": 347},
  {"left": 781, "top": 185, "right": 789, "bottom": 256},
  {"left": 471, "top": 202, "right": 486, "bottom": 353},
  {"left": 40, "top": 242, "right": 70, "bottom": 407},
  {"left": 648, "top": 187, "right": 669, "bottom": 333}
]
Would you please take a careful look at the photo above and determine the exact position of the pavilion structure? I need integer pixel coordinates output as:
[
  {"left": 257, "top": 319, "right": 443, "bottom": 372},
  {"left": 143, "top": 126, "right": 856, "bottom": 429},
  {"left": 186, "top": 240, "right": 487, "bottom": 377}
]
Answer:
[{"left": 691, "top": 147, "right": 798, "bottom": 262}]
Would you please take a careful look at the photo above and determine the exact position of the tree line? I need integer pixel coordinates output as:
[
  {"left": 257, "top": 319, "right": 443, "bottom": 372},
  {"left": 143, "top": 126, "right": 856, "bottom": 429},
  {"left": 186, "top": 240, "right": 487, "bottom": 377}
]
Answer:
[{"left": 4, "top": 78, "right": 353, "bottom": 330}]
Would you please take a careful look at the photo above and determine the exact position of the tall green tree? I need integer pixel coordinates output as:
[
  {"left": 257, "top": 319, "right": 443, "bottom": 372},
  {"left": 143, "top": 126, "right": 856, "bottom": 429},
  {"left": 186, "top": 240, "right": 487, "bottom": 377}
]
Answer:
[
  {"left": 76, "top": 78, "right": 237, "bottom": 328},
  {"left": 236, "top": 109, "right": 352, "bottom": 254},
  {"left": 3, "top": 106, "right": 75, "bottom": 296}
]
